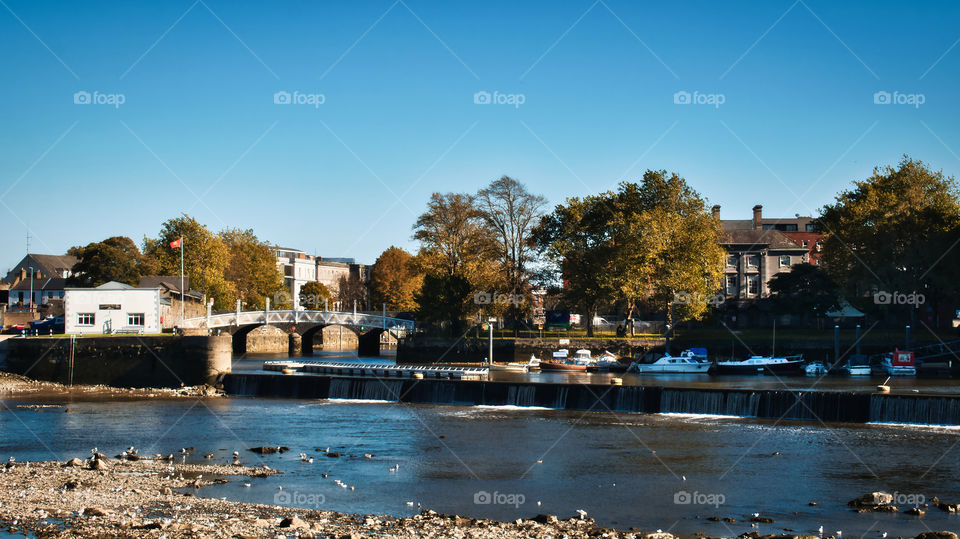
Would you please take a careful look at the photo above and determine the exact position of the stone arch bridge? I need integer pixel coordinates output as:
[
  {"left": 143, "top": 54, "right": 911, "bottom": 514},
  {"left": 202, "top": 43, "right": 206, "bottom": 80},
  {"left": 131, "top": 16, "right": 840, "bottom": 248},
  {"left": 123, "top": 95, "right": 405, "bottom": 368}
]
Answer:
[{"left": 181, "top": 310, "right": 415, "bottom": 356}]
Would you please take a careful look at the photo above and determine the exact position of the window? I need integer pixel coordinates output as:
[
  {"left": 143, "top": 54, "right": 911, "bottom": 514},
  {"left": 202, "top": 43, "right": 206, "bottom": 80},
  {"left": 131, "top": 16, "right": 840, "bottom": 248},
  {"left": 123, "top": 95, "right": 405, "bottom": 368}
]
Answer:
[
  {"left": 77, "top": 313, "right": 95, "bottom": 325},
  {"left": 746, "top": 255, "right": 760, "bottom": 269},
  {"left": 779, "top": 255, "right": 791, "bottom": 268},
  {"left": 802, "top": 240, "right": 809, "bottom": 248},
  {"left": 805, "top": 223, "right": 816, "bottom": 232},
  {"left": 747, "top": 275, "right": 760, "bottom": 295},
  {"left": 726, "top": 275, "right": 738, "bottom": 295},
  {"left": 127, "top": 313, "right": 145, "bottom": 326},
  {"left": 726, "top": 254, "right": 738, "bottom": 267}
]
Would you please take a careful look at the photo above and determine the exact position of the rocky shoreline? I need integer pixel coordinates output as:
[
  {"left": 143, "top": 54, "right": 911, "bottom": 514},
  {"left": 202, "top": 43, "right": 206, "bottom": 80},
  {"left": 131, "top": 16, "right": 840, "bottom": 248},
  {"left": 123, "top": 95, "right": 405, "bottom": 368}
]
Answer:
[
  {"left": 0, "top": 456, "right": 956, "bottom": 539},
  {"left": 0, "top": 370, "right": 223, "bottom": 399}
]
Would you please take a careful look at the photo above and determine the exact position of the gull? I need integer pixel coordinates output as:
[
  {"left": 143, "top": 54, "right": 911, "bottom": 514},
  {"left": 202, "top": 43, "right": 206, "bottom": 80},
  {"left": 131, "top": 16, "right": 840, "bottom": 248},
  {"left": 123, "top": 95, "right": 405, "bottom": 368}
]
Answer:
[
  {"left": 818, "top": 526, "right": 823, "bottom": 537},
  {"left": 243, "top": 483, "right": 251, "bottom": 488},
  {"left": 682, "top": 476, "right": 686, "bottom": 481},
  {"left": 881, "top": 534, "right": 887, "bottom": 539},
  {"left": 537, "top": 501, "right": 542, "bottom": 507},
  {"left": 837, "top": 532, "right": 842, "bottom": 538},
  {"left": 752, "top": 513, "right": 759, "bottom": 518},
  {"left": 576, "top": 509, "right": 588, "bottom": 519},
  {"left": 233, "top": 451, "right": 239, "bottom": 457},
  {"left": 406, "top": 502, "right": 414, "bottom": 506},
  {"left": 7, "top": 457, "right": 14, "bottom": 463},
  {"left": 536, "top": 459, "right": 543, "bottom": 464},
  {"left": 307, "top": 458, "right": 314, "bottom": 464},
  {"left": 204, "top": 453, "right": 214, "bottom": 459},
  {"left": 277, "top": 486, "right": 283, "bottom": 491},
  {"left": 91, "top": 448, "right": 98, "bottom": 455}
]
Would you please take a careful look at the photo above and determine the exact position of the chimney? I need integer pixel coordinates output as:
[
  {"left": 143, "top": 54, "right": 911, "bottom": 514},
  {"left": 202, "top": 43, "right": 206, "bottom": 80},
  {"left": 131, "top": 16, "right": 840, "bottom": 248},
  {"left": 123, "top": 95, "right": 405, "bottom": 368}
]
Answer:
[
  {"left": 711, "top": 205, "right": 720, "bottom": 219},
  {"left": 752, "top": 204, "right": 763, "bottom": 229}
]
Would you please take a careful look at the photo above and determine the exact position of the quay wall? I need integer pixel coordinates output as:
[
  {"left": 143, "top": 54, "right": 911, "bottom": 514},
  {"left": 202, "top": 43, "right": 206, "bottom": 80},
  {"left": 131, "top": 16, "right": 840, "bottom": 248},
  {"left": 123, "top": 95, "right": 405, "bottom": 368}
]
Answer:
[
  {"left": 396, "top": 336, "right": 665, "bottom": 364},
  {"left": 222, "top": 372, "right": 960, "bottom": 426},
  {"left": 4, "top": 335, "right": 232, "bottom": 388}
]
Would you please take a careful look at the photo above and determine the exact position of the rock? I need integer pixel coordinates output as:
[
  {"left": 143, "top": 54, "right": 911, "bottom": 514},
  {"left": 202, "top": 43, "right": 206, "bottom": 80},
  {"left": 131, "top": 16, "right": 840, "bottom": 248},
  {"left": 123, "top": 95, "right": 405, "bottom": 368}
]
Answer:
[
  {"left": 750, "top": 516, "right": 775, "bottom": 523},
  {"left": 279, "top": 516, "right": 309, "bottom": 529},
  {"left": 90, "top": 459, "right": 109, "bottom": 471},
  {"left": 906, "top": 507, "right": 926, "bottom": 516},
  {"left": 722, "top": 517, "right": 737, "bottom": 523},
  {"left": 248, "top": 446, "right": 278, "bottom": 454},
  {"left": 160, "top": 487, "right": 173, "bottom": 495},
  {"left": 278, "top": 446, "right": 290, "bottom": 453},
  {"left": 937, "top": 502, "right": 959, "bottom": 512},
  {"left": 642, "top": 533, "right": 675, "bottom": 539},
  {"left": 326, "top": 452, "right": 341, "bottom": 458},
  {"left": 874, "top": 505, "right": 899, "bottom": 513},
  {"left": 807, "top": 501, "right": 818, "bottom": 506},
  {"left": 83, "top": 507, "right": 108, "bottom": 517},
  {"left": 64, "top": 458, "right": 84, "bottom": 467},
  {"left": 915, "top": 533, "right": 959, "bottom": 539},
  {"left": 848, "top": 491, "right": 894, "bottom": 507},
  {"left": 531, "top": 514, "right": 559, "bottom": 524},
  {"left": 706, "top": 516, "right": 721, "bottom": 521},
  {"left": 63, "top": 479, "right": 81, "bottom": 490}
]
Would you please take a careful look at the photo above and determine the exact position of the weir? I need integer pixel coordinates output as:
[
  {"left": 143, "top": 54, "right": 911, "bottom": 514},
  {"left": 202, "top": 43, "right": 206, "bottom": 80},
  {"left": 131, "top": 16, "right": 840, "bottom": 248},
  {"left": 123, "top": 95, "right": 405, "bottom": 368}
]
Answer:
[{"left": 221, "top": 373, "right": 960, "bottom": 426}]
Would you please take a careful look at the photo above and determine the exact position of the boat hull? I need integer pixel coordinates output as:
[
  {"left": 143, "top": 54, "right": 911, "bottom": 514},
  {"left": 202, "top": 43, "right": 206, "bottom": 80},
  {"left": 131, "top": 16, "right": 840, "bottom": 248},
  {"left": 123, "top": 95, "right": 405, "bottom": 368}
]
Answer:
[
  {"left": 633, "top": 364, "right": 711, "bottom": 374},
  {"left": 540, "top": 361, "right": 588, "bottom": 372},
  {"left": 714, "top": 361, "right": 804, "bottom": 375}
]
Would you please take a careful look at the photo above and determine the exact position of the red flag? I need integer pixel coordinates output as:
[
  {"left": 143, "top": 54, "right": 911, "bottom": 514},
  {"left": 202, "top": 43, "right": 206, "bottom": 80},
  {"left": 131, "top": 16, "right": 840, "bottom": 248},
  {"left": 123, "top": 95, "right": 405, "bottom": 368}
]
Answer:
[{"left": 169, "top": 238, "right": 181, "bottom": 249}]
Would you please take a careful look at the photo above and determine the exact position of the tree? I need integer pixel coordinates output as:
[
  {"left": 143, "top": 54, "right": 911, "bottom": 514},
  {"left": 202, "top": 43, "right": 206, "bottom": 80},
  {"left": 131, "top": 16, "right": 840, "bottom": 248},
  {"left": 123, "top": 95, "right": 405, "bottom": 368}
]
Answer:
[
  {"left": 768, "top": 263, "right": 840, "bottom": 323},
  {"left": 414, "top": 273, "right": 473, "bottom": 333},
  {"left": 817, "top": 156, "right": 960, "bottom": 323},
  {"left": 143, "top": 215, "right": 235, "bottom": 309},
  {"left": 219, "top": 229, "right": 284, "bottom": 310},
  {"left": 336, "top": 274, "right": 367, "bottom": 311},
  {"left": 369, "top": 246, "right": 422, "bottom": 311},
  {"left": 300, "top": 281, "right": 333, "bottom": 310},
  {"left": 67, "top": 236, "right": 146, "bottom": 287},
  {"left": 475, "top": 176, "right": 547, "bottom": 332}
]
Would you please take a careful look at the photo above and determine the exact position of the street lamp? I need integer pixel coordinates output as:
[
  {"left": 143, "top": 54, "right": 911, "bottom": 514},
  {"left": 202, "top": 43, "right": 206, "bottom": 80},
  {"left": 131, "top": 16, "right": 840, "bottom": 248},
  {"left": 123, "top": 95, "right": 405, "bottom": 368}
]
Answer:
[{"left": 488, "top": 317, "right": 496, "bottom": 366}]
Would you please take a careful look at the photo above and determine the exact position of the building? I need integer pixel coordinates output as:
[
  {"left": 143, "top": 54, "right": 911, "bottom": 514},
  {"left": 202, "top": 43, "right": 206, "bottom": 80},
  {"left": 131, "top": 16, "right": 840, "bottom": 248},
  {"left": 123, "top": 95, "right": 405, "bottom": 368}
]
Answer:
[
  {"left": 138, "top": 276, "right": 205, "bottom": 329},
  {"left": 275, "top": 248, "right": 366, "bottom": 309},
  {"left": 64, "top": 282, "right": 161, "bottom": 335},
  {"left": 715, "top": 204, "right": 823, "bottom": 265},
  {"left": 3, "top": 254, "right": 78, "bottom": 309}
]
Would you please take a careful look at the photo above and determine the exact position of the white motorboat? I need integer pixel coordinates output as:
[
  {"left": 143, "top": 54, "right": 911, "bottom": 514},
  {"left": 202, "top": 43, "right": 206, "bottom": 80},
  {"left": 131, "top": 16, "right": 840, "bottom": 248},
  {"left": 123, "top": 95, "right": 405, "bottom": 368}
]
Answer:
[
  {"left": 882, "top": 349, "right": 916, "bottom": 376},
  {"left": 804, "top": 361, "right": 827, "bottom": 376},
  {"left": 715, "top": 355, "right": 804, "bottom": 375},
  {"left": 489, "top": 355, "right": 542, "bottom": 373},
  {"left": 843, "top": 355, "right": 872, "bottom": 376},
  {"left": 589, "top": 351, "right": 626, "bottom": 372},
  {"left": 571, "top": 349, "right": 594, "bottom": 366},
  {"left": 628, "top": 349, "right": 711, "bottom": 374}
]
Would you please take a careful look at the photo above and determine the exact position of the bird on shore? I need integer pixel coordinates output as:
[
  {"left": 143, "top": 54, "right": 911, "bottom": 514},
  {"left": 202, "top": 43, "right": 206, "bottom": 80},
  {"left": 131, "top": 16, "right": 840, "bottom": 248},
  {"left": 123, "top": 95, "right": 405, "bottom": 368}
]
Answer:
[
  {"left": 307, "top": 457, "right": 314, "bottom": 463},
  {"left": 233, "top": 451, "right": 239, "bottom": 457},
  {"left": 836, "top": 531, "right": 842, "bottom": 538},
  {"left": 537, "top": 501, "right": 541, "bottom": 507},
  {"left": 204, "top": 453, "right": 214, "bottom": 459},
  {"left": 243, "top": 483, "right": 251, "bottom": 488},
  {"left": 536, "top": 459, "right": 543, "bottom": 464},
  {"left": 406, "top": 501, "right": 414, "bottom": 506},
  {"left": 818, "top": 525, "right": 823, "bottom": 537},
  {"left": 91, "top": 447, "right": 98, "bottom": 455}
]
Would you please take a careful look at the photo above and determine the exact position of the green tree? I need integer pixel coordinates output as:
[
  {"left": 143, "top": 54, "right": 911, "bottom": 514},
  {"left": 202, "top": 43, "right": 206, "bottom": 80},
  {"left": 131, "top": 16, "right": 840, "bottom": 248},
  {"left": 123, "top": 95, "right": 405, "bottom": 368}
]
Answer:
[
  {"left": 768, "top": 263, "right": 840, "bottom": 323},
  {"left": 143, "top": 215, "right": 235, "bottom": 309},
  {"left": 414, "top": 273, "right": 473, "bottom": 333},
  {"left": 369, "top": 246, "right": 422, "bottom": 311},
  {"left": 300, "top": 281, "right": 333, "bottom": 310},
  {"left": 336, "top": 274, "right": 367, "bottom": 311},
  {"left": 67, "top": 236, "right": 146, "bottom": 287},
  {"left": 817, "top": 156, "right": 960, "bottom": 323},
  {"left": 219, "top": 229, "right": 284, "bottom": 310}
]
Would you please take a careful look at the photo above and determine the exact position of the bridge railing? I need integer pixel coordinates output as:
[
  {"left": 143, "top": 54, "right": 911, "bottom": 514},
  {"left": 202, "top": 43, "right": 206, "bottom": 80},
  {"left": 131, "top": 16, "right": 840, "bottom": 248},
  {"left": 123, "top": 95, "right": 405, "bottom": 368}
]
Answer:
[{"left": 181, "top": 309, "right": 415, "bottom": 333}]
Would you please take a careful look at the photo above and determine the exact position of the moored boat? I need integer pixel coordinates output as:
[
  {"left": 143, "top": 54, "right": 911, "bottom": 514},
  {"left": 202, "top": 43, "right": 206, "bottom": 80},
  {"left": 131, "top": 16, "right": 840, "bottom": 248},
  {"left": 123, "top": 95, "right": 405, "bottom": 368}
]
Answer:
[
  {"left": 804, "top": 361, "right": 827, "bottom": 376},
  {"left": 589, "top": 351, "right": 627, "bottom": 372},
  {"left": 843, "top": 354, "right": 871, "bottom": 376},
  {"left": 714, "top": 355, "right": 804, "bottom": 375},
  {"left": 490, "top": 355, "right": 542, "bottom": 373},
  {"left": 628, "top": 349, "right": 712, "bottom": 374},
  {"left": 539, "top": 360, "right": 588, "bottom": 372},
  {"left": 882, "top": 349, "right": 916, "bottom": 376}
]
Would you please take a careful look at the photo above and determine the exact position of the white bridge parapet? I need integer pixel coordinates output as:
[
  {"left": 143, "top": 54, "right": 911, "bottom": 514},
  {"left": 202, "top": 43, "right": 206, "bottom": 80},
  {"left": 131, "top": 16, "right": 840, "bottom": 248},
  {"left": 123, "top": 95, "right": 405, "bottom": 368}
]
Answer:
[{"left": 181, "top": 310, "right": 415, "bottom": 333}]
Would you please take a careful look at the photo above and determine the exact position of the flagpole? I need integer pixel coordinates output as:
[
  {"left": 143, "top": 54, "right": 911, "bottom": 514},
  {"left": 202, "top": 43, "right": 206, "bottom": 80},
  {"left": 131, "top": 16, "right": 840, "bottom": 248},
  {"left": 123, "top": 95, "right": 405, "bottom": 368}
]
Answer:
[{"left": 180, "top": 236, "right": 185, "bottom": 329}]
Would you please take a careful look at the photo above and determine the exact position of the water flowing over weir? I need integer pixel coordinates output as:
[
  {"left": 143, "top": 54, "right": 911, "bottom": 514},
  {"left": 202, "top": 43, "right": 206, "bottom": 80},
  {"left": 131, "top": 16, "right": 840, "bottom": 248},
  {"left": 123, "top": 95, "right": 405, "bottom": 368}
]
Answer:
[{"left": 221, "top": 374, "right": 960, "bottom": 425}]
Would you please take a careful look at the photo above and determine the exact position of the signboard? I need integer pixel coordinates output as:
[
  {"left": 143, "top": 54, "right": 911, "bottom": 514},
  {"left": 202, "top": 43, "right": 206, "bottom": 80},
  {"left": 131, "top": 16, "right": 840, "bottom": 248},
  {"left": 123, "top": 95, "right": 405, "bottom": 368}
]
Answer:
[{"left": 559, "top": 338, "right": 570, "bottom": 345}]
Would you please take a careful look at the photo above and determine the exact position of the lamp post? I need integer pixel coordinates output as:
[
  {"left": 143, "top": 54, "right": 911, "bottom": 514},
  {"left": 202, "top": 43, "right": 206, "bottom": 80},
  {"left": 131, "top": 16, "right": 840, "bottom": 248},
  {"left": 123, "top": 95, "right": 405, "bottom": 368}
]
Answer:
[{"left": 488, "top": 317, "right": 496, "bottom": 365}]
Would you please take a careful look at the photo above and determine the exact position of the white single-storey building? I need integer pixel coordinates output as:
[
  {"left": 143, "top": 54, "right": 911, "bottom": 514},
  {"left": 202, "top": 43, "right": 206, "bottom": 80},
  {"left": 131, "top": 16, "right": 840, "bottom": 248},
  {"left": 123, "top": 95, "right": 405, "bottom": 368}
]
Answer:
[{"left": 64, "top": 282, "right": 162, "bottom": 335}]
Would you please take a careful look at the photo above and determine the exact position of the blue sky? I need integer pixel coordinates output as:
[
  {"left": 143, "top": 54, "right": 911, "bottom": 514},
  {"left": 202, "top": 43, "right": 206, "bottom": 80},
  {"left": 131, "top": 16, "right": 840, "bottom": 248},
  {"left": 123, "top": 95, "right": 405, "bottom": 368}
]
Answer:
[{"left": 1, "top": 0, "right": 959, "bottom": 270}]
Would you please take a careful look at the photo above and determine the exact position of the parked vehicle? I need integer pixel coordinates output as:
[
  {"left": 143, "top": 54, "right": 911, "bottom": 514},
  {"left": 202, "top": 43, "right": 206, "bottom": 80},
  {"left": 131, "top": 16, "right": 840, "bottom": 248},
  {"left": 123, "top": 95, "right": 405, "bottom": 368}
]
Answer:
[{"left": 714, "top": 355, "right": 804, "bottom": 375}]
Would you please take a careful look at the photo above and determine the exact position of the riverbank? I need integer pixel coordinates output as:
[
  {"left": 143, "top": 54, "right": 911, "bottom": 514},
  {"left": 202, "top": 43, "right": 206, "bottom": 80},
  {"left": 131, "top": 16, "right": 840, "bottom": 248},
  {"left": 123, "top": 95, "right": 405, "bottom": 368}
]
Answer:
[
  {"left": 1, "top": 458, "right": 954, "bottom": 539},
  {"left": 0, "top": 370, "right": 223, "bottom": 399}
]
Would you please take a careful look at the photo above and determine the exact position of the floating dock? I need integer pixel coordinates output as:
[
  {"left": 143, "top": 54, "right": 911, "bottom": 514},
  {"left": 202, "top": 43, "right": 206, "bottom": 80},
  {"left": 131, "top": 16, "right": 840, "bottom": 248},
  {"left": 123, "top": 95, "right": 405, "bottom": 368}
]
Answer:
[{"left": 263, "top": 360, "right": 490, "bottom": 380}]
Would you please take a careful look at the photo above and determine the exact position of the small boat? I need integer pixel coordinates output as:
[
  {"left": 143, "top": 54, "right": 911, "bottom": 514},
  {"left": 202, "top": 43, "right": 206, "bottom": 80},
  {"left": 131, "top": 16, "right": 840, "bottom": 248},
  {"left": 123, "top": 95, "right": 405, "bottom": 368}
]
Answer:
[
  {"left": 804, "top": 361, "right": 827, "bottom": 376},
  {"left": 490, "top": 355, "right": 542, "bottom": 373},
  {"left": 572, "top": 349, "right": 593, "bottom": 364},
  {"left": 539, "top": 360, "right": 588, "bottom": 372},
  {"left": 589, "top": 351, "right": 627, "bottom": 372},
  {"left": 714, "top": 355, "right": 804, "bottom": 375},
  {"left": 843, "top": 354, "right": 871, "bottom": 376},
  {"left": 882, "top": 349, "right": 916, "bottom": 376},
  {"left": 628, "top": 350, "right": 711, "bottom": 374}
]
